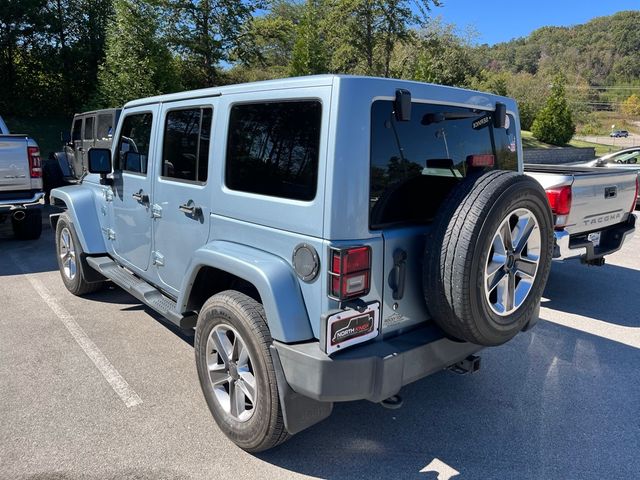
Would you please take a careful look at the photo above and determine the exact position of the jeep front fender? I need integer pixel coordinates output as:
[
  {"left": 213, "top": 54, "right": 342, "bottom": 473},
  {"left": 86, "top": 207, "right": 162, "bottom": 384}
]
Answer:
[
  {"left": 50, "top": 185, "right": 106, "bottom": 254},
  {"left": 180, "top": 241, "right": 314, "bottom": 343}
]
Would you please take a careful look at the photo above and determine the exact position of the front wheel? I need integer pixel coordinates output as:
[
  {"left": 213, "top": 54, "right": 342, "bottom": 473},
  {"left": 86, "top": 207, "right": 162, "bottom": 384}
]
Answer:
[
  {"left": 194, "top": 291, "right": 289, "bottom": 452},
  {"left": 55, "top": 213, "right": 104, "bottom": 296}
]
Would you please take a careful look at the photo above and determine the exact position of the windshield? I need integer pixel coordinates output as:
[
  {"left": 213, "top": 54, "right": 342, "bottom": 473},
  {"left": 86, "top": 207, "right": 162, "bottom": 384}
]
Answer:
[{"left": 370, "top": 100, "right": 518, "bottom": 229}]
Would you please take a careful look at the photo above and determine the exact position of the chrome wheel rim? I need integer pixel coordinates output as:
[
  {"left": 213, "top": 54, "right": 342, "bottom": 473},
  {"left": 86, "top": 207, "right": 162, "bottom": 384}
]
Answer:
[
  {"left": 59, "top": 227, "right": 77, "bottom": 281},
  {"left": 205, "top": 324, "right": 256, "bottom": 422},
  {"left": 484, "top": 208, "right": 541, "bottom": 318}
]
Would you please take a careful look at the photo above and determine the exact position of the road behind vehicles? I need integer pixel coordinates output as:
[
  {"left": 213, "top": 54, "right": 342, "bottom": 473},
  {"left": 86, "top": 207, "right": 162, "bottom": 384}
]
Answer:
[
  {"left": 44, "top": 108, "right": 121, "bottom": 197},
  {"left": 50, "top": 75, "right": 554, "bottom": 452},
  {"left": 525, "top": 164, "right": 636, "bottom": 266},
  {"left": 0, "top": 115, "right": 43, "bottom": 239}
]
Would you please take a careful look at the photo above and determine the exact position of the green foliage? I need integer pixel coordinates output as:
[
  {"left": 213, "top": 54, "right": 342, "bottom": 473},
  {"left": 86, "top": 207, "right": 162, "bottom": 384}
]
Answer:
[
  {"left": 325, "top": 0, "right": 441, "bottom": 77},
  {"left": 96, "top": 0, "right": 178, "bottom": 107},
  {"left": 289, "top": 0, "right": 329, "bottom": 76},
  {"left": 403, "top": 20, "right": 476, "bottom": 87},
  {"left": 531, "top": 76, "right": 575, "bottom": 146},
  {"left": 158, "top": 0, "right": 266, "bottom": 87},
  {"left": 622, "top": 94, "right": 640, "bottom": 117}
]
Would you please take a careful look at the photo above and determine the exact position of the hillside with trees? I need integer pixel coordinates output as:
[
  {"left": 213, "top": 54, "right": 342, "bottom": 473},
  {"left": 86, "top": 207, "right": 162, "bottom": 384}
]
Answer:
[{"left": 1, "top": 1, "right": 638, "bottom": 151}]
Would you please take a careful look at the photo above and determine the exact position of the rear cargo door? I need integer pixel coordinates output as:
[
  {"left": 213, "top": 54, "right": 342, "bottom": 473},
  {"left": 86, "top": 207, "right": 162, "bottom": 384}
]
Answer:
[{"left": 0, "top": 137, "right": 30, "bottom": 192}]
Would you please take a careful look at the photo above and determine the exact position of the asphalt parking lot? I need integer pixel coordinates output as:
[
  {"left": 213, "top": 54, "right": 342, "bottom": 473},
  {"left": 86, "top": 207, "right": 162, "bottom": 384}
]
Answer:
[{"left": 1, "top": 207, "right": 639, "bottom": 479}]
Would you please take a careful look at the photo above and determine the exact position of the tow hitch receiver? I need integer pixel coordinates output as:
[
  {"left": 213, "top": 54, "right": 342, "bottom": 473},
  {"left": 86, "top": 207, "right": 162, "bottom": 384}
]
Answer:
[{"left": 448, "top": 355, "right": 481, "bottom": 375}]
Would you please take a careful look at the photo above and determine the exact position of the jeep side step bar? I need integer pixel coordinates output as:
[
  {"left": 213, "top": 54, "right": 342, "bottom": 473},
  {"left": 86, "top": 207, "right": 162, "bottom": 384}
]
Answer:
[{"left": 86, "top": 256, "right": 197, "bottom": 329}]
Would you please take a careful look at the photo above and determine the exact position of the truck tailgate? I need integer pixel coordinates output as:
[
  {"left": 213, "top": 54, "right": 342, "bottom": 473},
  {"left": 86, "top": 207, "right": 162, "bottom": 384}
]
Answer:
[
  {"left": 0, "top": 135, "right": 31, "bottom": 191},
  {"left": 525, "top": 164, "right": 637, "bottom": 234}
]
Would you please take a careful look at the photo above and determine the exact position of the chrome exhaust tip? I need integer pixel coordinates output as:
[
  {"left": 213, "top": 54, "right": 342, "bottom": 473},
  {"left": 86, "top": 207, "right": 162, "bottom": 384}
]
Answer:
[{"left": 12, "top": 210, "right": 26, "bottom": 222}]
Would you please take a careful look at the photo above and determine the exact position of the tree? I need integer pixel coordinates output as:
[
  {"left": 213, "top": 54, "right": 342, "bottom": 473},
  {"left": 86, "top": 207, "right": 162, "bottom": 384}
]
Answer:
[
  {"left": 289, "top": 0, "right": 329, "bottom": 76},
  {"left": 531, "top": 76, "right": 575, "bottom": 145},
  {"left": 622, "top": 94, "right": 640, "bottom": 118},
  {"left": 159, "top": 0, "right": 266, "bottom": 87},
  {"left": 96, "top": 0, "right": 178, "bottom": 107},
  {"left": 326, "top": 0, "right": 441, "bottom": 77}
]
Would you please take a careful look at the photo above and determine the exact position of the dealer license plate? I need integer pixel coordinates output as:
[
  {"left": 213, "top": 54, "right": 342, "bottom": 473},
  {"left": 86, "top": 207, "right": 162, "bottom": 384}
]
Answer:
[{"left": 323, "top": 302, "right": 380, "bottom": 355}]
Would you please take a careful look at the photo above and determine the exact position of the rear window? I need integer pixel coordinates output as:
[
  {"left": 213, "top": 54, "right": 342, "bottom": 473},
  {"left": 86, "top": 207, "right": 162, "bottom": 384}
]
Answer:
[
  {"left": 225, "top": 101, "right": 321, "bottom": 201},
  {"left": 370, "top": 100, "right": 518, "bottom": 228},
  {"left": 96, "top": 114, "right": 114, "bottom": 140}
]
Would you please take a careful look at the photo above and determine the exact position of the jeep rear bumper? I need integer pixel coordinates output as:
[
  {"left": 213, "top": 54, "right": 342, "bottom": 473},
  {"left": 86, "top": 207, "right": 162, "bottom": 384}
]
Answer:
[{"left": 274, "top": 323, "right": 481, "bottom": 403}]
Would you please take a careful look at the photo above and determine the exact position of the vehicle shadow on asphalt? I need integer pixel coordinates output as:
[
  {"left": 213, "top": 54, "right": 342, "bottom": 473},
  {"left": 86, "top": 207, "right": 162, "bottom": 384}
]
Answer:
[
  {"left": 257, "top": 320, "right": 639, "bottom": 479},
  {"left": 542, "top": 261, "right": 640, "bottom": 328}
]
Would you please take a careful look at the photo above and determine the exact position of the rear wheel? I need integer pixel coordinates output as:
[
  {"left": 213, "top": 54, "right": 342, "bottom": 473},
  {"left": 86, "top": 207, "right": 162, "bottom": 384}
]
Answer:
[
  {"left": 195, "top": 291, "right": 289, "bottom": 452},
  {"left": 55, "top": 213, "right": 104, "bottom": 295},
  {"left": 423, "top": 170, "right": 553, "bottom": 346},
  {"left": 12, "top": 209, "right": 42, "bottom": 240}
]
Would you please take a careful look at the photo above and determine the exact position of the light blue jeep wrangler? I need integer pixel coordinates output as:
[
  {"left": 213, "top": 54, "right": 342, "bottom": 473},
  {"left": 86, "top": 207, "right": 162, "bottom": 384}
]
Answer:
[{"left": 50, "top": 75, "right": 553, "bottom": 452}]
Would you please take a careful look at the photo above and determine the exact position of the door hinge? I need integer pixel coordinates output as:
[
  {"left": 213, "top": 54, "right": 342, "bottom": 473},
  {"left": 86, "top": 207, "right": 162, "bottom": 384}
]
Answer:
[
  {"left": 102, "top": 227, "right": 116, "bottom": 240},
  {"left": 152, "top": 250, "right": 165, "bottom": 266},
  {"left": 103, "top": 188, "right": 114, "bottom": 202},
  {"left": 151, "top": 204, "right": 162, "bottom": 218}
]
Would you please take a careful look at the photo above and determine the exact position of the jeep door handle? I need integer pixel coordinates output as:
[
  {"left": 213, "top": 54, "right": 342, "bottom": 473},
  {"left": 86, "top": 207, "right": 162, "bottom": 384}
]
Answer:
[
  {"left": 132, "top": 190, "right": 149, "bottom": 204},
  {"left": 179, "top": 200, "right": 202, "bottom": 218}
]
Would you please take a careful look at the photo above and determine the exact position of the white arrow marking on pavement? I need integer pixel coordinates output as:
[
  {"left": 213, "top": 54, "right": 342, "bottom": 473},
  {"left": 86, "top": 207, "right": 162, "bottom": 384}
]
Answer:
[{"left": 420, "top": 458, "right": 460, "bottom": 479}]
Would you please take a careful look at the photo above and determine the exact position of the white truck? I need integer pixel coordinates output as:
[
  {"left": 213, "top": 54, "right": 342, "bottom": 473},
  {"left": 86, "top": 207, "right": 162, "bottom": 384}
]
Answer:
[
  {"left": 0, "top": 116, "right": 44, "bottom": 239},
  {"left": 525, "top": 164, "right": 637, "bottom": 266}
]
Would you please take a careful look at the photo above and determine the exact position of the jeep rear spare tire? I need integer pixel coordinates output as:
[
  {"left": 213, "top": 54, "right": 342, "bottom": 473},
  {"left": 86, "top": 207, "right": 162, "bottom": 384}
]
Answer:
[{"left": 423, "top": 170, "right": 553, "bottom": 346}]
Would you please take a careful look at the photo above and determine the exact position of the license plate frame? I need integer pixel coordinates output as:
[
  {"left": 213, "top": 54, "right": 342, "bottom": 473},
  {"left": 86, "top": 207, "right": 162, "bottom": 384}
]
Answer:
[
  {"left": 322, "top": 302, "right": 380, "bottom": 355},
  {"left": 588, "top": 231, "right": 601, "bottom": 247}
]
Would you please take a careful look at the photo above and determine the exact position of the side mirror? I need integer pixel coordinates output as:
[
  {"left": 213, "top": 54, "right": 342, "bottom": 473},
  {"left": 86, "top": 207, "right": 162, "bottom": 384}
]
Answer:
[
  {"left": 88, "top": 147, "right": 112, "bottom": 174},
  {"left": 493, "top": 102, "right": 507, "bottom": 129},
  {"left": 394, "top": 89, "right": 412, "bottom": 122}
]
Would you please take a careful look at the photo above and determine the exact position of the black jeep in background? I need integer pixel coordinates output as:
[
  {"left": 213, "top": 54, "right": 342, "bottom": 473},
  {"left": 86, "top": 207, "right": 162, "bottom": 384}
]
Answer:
[{"left": 44, "top": 108, "right": 121, "bottom": 199}]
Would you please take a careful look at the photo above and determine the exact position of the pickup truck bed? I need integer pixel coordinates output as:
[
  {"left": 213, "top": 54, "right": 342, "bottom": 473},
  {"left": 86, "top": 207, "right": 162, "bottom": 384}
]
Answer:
[{"left": 525, "top": 164, "right": 637, "bottom": 264}]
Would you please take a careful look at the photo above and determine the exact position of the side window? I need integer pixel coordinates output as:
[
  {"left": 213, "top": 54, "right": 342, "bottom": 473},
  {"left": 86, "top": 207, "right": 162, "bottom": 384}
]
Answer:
[
  {"left": 161, "top": 107, "right": 212, "bottom": 183},
  {"left": 84, "top": 116, "right": 94, "bottom": 140},
  {"left": 72, "top": 118, "right": 82, "bottom": 142},
  {"left": 225, "top": 101, "right": 321, "bottom": 201},
  {"left": 116, "top": 113, "right": 153, "bottom": 174},
  {"left": 96, "top": 114, "right": 114, "bottom": 140}
]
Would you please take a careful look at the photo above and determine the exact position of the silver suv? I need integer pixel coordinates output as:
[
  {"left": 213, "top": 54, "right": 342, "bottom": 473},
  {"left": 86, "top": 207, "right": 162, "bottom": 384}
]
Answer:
[{"left": 50, "top": 75, "right": 553, "bottom": 452}]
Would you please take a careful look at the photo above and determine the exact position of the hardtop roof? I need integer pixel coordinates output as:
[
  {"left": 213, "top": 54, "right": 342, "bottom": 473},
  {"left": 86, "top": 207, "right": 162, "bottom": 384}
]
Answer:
[{"left": 123, "top": 75, "right": 517, "bottom": 113}]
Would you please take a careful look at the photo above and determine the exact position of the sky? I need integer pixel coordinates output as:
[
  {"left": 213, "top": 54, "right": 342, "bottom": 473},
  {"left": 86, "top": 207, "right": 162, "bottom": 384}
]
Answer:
[{"left": 433, "top": 0, "right": 640, "bottom": 45}]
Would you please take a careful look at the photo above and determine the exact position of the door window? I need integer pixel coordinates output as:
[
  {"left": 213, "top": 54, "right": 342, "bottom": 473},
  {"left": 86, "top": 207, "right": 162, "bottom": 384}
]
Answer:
[
  {"left": 161, "top": 107, "right": 213, "bottom": 183},
  {"left": 225, "top": 101, "right": 322, "bottom": 201},
  {"left": 116, "top": 113, "right": 153, "bottom": 174},
  {"left": 72, "top": 118, "right": 82, "bottom": 141},
  {"left": 84, "top": 116, "right": 94, "bottom": 140}
]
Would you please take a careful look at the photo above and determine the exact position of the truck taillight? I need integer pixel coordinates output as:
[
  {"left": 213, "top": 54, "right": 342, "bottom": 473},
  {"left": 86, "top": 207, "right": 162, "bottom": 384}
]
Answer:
[
  {"left": 546, "top": 186, "right": 572, "bottom": 229},
  {"left": 631, "top": 176, "right": 639, "bottom": 213},
  {"left": 329, "top": 246, "right": 371, "bottom": 301},
  {"left": 27, "top": 146, "right": 42, "bottom": 178}
]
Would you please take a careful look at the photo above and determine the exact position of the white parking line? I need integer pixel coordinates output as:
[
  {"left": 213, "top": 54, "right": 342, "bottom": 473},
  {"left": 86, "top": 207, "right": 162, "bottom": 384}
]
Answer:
[
  {"left": 11, "top": 256, "right": 143, "bottom": 408},
  {"left": 541, "top": 307, "right": 640, "bottom": 349}
]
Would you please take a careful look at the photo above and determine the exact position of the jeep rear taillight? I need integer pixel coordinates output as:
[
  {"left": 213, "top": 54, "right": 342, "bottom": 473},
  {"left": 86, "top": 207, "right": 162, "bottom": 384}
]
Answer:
[
  {"left": 27, "top": 146, "right": 42, "bottom": 178},
  {"left": 546, "top": 186, "right": 572, "bottom": 229},
  {"left": 329, "top": 246, "right": 371, "bottom": 301}
]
